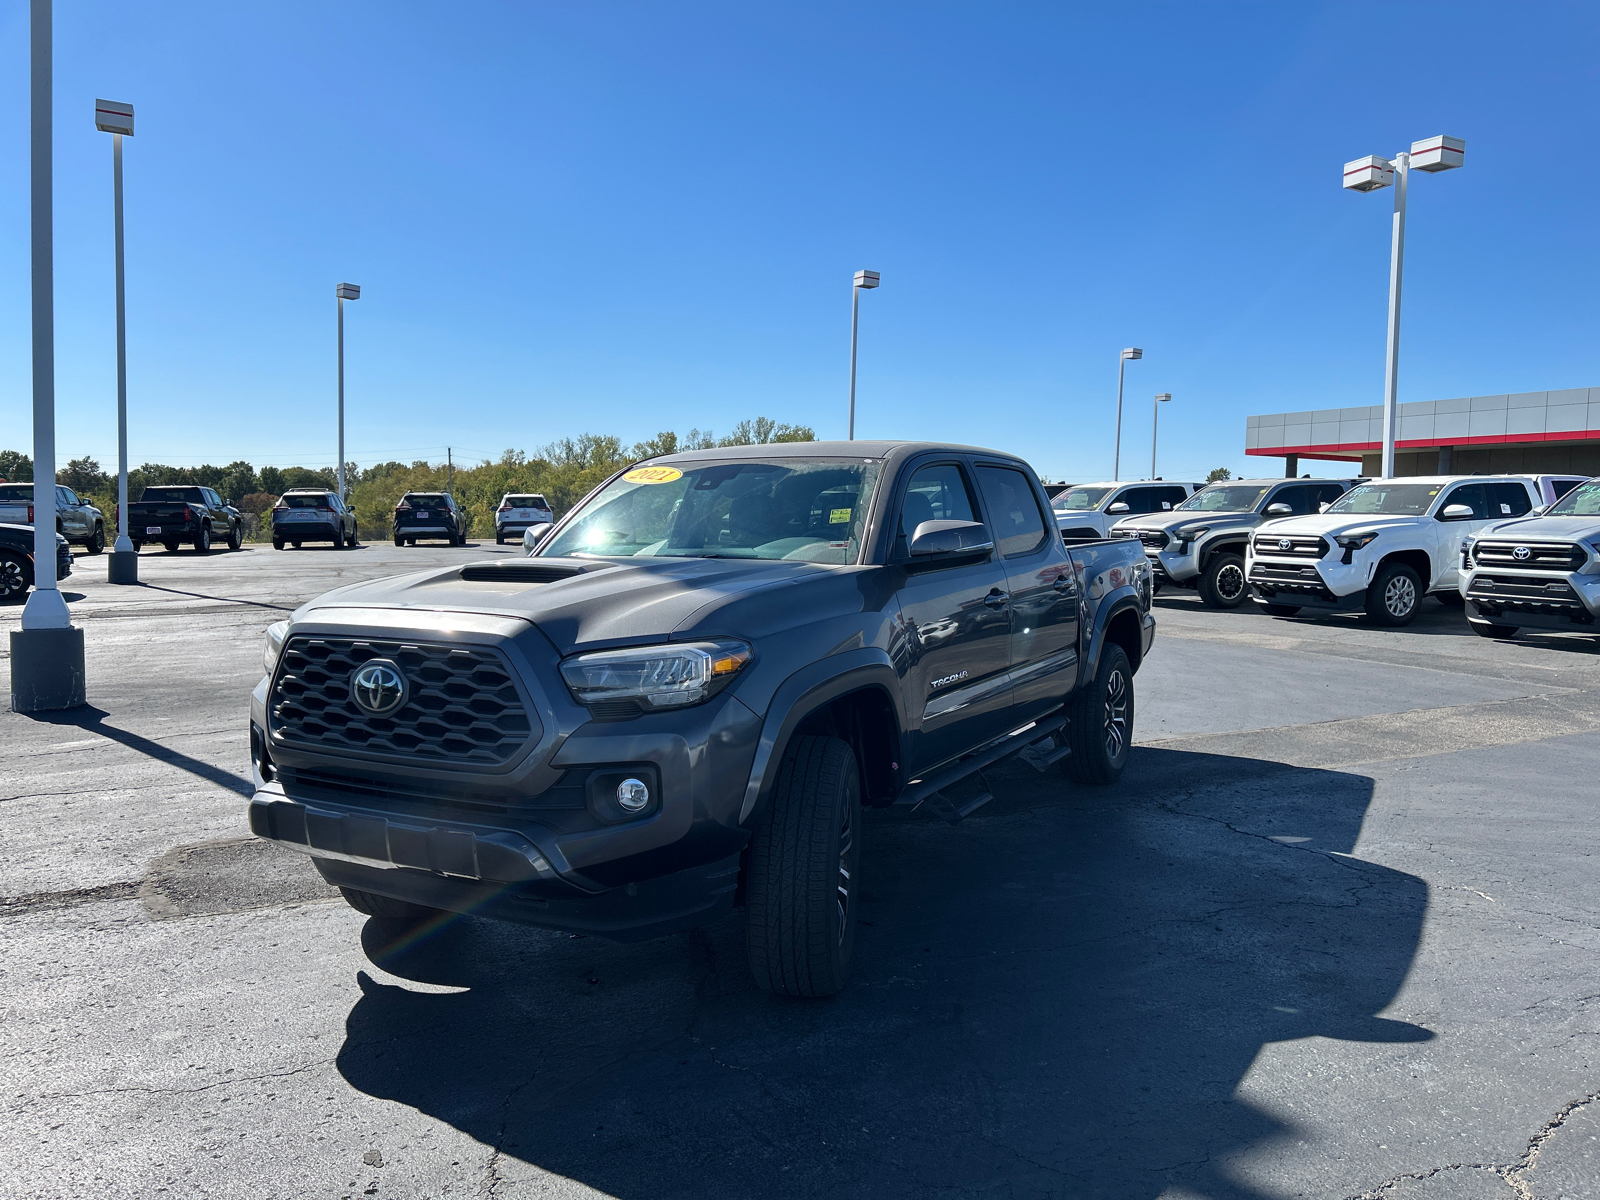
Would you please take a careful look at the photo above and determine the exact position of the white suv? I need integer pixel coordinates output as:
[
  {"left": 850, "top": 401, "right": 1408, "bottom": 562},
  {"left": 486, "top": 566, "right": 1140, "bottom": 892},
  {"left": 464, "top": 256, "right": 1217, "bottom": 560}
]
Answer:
[
  {"left": 1051, "top": 481, "right": 1201, "bottom": 541},
  {"left": 1246, "top": 475, "right": 1545, "bottom": 626},
  {"left": 494, "top": 493, "right": 553, "bottom": 545}
]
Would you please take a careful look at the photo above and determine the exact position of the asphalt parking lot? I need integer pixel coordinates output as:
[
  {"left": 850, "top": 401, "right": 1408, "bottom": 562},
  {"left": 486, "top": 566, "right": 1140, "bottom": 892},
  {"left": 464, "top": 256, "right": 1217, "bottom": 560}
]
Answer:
[{"left": 3, "top": 541, "right": 1599, "bottom": 1200}]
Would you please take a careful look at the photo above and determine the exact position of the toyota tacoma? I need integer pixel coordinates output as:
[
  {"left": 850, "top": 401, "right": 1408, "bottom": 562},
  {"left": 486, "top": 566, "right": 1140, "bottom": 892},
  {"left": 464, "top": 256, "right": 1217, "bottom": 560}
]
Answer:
[{"left": 1459, "top": 475, "right": 1600, "bottom": 640}]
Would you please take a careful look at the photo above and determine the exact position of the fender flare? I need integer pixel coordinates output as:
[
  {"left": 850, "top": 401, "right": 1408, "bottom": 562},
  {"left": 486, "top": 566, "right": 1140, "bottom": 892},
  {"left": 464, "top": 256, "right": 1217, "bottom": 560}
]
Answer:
[
  {"left": 738, "top": 648, "right": 906, "bottom": 826},
  {"left": 1082, "top": 591, "right": 1146, "bottom": 680}
]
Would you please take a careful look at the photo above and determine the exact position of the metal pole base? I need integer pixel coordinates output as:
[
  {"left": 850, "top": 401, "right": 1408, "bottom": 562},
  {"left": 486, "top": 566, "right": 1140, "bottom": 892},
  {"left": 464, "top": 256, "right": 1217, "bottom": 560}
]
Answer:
[
  {"left": 107, "top": 549, "right": 139, "bottom": 585},
  {"left": 9, "top": 626, "right": 87, "bottom": 713}
]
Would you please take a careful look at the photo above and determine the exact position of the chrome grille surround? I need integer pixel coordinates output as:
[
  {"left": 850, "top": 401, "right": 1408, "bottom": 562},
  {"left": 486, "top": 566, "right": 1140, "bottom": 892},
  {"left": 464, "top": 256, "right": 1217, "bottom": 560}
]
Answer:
[
  {"left": 1252, "top": 534, "right": 1331, "bottom": 559},
  {"left": 1471, "top": 540, "right": 1586, "bottom": 571}
]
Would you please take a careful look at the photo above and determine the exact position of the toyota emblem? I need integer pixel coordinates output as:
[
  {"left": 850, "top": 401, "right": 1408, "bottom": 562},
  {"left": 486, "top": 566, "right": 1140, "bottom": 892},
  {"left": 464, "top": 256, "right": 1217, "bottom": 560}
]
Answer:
[
  {"left": 1277, "top": 538, "right": 1293, "bottom": 551},
  {"left": 1512, "top": 545, "right": 1532, "bottom": 562},
  {"left": 351, "top": 659, "right": 408, "bottom": 716}
]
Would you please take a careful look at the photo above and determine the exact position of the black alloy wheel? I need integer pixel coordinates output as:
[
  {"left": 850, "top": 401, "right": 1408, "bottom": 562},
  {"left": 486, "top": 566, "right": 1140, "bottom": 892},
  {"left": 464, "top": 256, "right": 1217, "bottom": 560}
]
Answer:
[
  {"left": 1198, "top": 552, "right": 1249, "bottom": 609},
  {"left": 1365, "top": 562, "right": 1422, "bottom": 626},
  {"left": 0, "top": 551, "right": 31, "bottom": 603},
  {"left": 1063, "top": 642, "right": 1134, "bottom": 785}
]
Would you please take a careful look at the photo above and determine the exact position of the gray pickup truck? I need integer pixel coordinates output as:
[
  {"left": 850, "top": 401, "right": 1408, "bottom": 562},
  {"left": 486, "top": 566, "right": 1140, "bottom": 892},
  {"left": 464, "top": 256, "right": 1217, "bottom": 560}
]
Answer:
[
  {"left": 0, "top": 483, "right": 107, "bottom": 554},
  {"left": 248, "top": 441, "right": 1155, "bottom": 995}
]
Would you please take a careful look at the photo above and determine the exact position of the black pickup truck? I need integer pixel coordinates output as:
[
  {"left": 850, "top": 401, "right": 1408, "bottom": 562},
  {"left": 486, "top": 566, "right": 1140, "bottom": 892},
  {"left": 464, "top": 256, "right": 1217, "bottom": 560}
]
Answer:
[
  {"left": 127, "top": 486, "right": 243, "bottom": 553},
  {"left": 248, "top": 441, "right": 1155, "bottom": 995}
]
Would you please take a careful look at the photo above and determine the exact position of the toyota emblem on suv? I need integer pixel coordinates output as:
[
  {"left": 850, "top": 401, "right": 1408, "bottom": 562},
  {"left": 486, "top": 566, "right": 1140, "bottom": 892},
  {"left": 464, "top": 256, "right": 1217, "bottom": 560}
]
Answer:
[
  {"left": 1512, "top": 545, "right": 1532, "bottom": 562},
  {"left": 1277, "top": 538, "right": 1293, "bottom": 551},
  {"left": 351, "top": 659, "right": 408, "bottom": 715}
]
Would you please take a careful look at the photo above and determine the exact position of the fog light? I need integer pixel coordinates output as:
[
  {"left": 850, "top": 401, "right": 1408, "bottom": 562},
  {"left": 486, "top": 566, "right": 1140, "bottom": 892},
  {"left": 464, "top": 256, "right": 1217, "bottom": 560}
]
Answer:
[{"left": 617, "top": 778, "right": 650, "bottom": 813}]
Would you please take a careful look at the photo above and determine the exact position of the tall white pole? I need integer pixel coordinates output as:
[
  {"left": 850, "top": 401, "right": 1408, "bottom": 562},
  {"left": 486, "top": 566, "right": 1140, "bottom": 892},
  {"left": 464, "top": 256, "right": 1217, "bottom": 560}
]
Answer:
[
  {"left": 1150, "top": 393, "right": 1159, "bottom": 480},
  {"left": 1380, "top": 152, "right": 1409, "bottom": 479},
  {"left": 23, "top": 0, "right": 66, "bottom": 630},
  {"left": 337, "top": 294, "right": 345, "bottom": 499},
  {"left": 847, "top": 284, "right": 860, "bottom": 441},
  {"left": 112, "top": 131, "right": 131, "bottom": 554},
  {"left": 1113, "top": 355, "right": 1127, "bottom": 482}
]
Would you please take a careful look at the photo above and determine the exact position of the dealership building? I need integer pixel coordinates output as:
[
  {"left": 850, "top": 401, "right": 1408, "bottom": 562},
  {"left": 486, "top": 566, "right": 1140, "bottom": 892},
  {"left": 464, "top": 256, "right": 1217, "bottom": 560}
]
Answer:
[{"left": 1245, "top": 387, "right": 1600, "bottom": 478}]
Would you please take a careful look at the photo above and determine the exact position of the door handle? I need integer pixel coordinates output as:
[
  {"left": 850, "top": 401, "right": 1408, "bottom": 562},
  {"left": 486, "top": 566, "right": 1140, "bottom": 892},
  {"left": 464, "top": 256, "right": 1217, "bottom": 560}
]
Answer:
[
  {"left": 984, "top": 589, "right": 1009, "bottom": 609},
  {"left": 1053, "top": 575, "right": 1075, "bottom": 591}
]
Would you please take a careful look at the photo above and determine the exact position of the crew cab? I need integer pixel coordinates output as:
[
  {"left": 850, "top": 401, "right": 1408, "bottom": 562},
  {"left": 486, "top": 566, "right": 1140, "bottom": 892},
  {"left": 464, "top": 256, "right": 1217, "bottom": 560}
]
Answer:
[
  {"left": 1246, "top": 475, "right": 1543, "bottom": 625},
  {"left": 127, "top": 486, "right": 243, "bottom": 553},
  {"left": 495, "top": 493, "right": 554, "bottom": 544},
  {"left": 0, "top": 483, "right": 107, "bottom": 554},
  {"left": 393, "top": 491, "right": 471, "bottom": 546},
  {"left": 272, "top": 489, "right": 358, "bottom": 550},
  {"left": 248, "top": 441, "right": 1155, "bottom": 997},
  {"left": 0, "top": 522, "right": 73, "bottom": 603},
  {"left": 1459, "top": 476, "right": 1600, "bottom": 640},
  {"left": 1051, "top": 480, "right": 1201, "bottom": 541},
  {"left": 1113, "top": 477, "right": 1359, "bottom": 608}
]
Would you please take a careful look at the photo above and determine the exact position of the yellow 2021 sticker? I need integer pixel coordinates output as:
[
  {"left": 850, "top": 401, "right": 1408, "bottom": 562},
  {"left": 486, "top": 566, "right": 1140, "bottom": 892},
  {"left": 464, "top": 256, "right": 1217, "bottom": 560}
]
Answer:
[
  {"left": 623, "top": 466, "right": 683, "bottom": 485},
  {"left": 829, "top": 507, "right": 853, "bottom": 524}
]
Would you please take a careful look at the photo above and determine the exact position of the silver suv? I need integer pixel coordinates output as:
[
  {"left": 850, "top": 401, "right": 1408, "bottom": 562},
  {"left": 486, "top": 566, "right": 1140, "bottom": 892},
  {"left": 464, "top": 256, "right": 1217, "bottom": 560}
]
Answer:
[{"left": 495, "top": 493, "right": 553, "bottom": 545}]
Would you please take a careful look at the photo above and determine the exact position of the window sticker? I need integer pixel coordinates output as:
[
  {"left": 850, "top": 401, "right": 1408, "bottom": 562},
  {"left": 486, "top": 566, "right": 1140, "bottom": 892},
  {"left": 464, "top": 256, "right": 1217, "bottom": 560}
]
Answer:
[
  {"left": 622, "top": 466, "right": 683, "bottom": 485},
  {"left": 829, "top": 507, "right": 853, "bottom": 524},
  {"left": 1500, "top": 503, "right": 1511, "bottom": 514}
]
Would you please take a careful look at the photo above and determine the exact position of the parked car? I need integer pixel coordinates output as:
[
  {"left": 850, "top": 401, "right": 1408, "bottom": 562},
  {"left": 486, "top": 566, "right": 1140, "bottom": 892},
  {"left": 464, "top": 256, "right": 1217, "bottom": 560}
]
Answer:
[
  {"left": 248, "top": 440, "right": 1156, "bottom": 997},
  {"left": 1459, "top": 476, "right": 1600, "bottom": 640},
  {"left": 271, "top": 489, "right": 358, "bottom": 550},
  {"left": 494, "top": 493, "right": 554, "bottom": 544},
  {"left": 393, "top": 491, "right": 471, "bottom": 546},
  {"left": 1113, "top": 477, "right": 1360, "bottom": 608},
  {"left": 126, "top": 486, "right": 243, "bottom": 553},
  {"left": 1530, "top": 474, "right": 1590, "bottom": 506},
  {"left": 1052, "top": 480, "right": 1202, "bottom": 541},
  {"left": 0, "top": 522, "right": 73, "bottom": 603},
  {"left": 0, "top": 483, "right": 107, "bottom": 554},
  {"left": 1246, "top": 474, "right": 1544, "bottom": 626}
]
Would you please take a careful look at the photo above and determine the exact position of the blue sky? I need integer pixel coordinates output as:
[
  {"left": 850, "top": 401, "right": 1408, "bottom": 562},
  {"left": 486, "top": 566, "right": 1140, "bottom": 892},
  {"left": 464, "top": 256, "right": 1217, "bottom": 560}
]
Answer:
[{"left": 2, "top": 1, "right": 1598, "bottom": 484}]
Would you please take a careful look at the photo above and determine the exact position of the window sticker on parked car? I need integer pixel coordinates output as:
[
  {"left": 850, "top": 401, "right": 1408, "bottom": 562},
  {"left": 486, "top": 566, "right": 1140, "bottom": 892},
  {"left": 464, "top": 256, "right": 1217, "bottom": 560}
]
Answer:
[
  {"left": 829, "top": 507, "right": 852, "bottom": 524},
  {"left": 623, "top": 467, "right": 683, "bottom": 484}
]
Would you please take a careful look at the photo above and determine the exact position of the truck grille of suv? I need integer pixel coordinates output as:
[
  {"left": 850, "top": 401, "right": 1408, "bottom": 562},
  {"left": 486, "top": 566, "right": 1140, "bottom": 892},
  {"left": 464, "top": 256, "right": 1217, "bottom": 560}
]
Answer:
[
  {"left": 1252, "top": 534, "right": 1330, "bottom": 559},
  {"left": 1134, "top": 529, "right": 1169, "bottom": 550},
  {"left": 1471, "top": 541, "right": 1586, "bottom": 571},
  {"left": 270, "top": 637, "right": 535, "bottom": 766}
]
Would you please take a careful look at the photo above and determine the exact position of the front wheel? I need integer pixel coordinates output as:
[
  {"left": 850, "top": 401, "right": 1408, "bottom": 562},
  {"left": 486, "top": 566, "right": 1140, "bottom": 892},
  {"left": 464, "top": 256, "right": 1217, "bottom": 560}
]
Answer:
[
  {"left": 338, "top": 887, "right": 446, "bottom": 923},
  {"left": 1259, "top": 603, "right": 1301, "bottom": 617},
  {"left": 227, "top": 523, "right": 242, "bottom": 551},
  {"left": 87, "top": 524, "right": 105, "bottom": 555},
  {"left": 1365, "top": 563, "right": 1422, "bottom": 626},
  {"left": 0, "top": 550, "right": 31, "bottom": 603},
  {"left": 1197, "top": 552, "right": 1249, "bottom": 609},
  {"left": 745, "top": 735, "right": 861, "bottom": 998},
  {"left": 1063, "top": 643, "right": 1133, "bottom": 785}
]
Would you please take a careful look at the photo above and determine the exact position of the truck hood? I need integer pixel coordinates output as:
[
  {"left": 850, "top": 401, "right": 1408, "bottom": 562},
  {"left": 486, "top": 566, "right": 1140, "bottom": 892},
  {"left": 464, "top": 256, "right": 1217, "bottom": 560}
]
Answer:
[
  {"left": 1117, "top": 510, "right": 1256, "bottom": 537},
  {"left": 292, "top": 555, "right": 863, "bottom": 654},
  {"left": 1475, "top": 515, "right": 1600, "bottom": 541},
  {"left": 1248, "top": 512, "right": 1427, "bottom": 539}
]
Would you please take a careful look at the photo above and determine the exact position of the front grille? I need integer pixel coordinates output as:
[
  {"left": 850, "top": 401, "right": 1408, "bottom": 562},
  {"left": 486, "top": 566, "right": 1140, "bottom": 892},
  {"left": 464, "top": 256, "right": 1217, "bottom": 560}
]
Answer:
[
  {"left": 1472, "top": 541, "right": 1586, "bottom": 571},
  {"left": 270, "top": 637, "right": 535, "bottom": 767},
  {"left": 1134, "top": 529, "right": 1170, "bottom": 550},
  {"left": 1250, "top": 562, "right": 1324, "bottom": 582},
  {"left": 1252, "top": 534, "right": 1330, "bottom": 559}
]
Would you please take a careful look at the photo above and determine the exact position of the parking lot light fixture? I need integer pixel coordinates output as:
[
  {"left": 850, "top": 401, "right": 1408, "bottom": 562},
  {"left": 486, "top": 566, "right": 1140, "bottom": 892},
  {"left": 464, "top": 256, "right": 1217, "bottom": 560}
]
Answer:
[
  {"left": 1151, "top": 393, "right": 1171, "bottom": 479},
  {"left": 336, "top": 283, "right": 360, "bottom": 499},
  {"left": 1113, "top": 347, "right": 1142, "bottom": 481},
  {"left": 96, "top": 99, "right": 137, "bottom": 583},
  {"left": 847, "top": 269, "right": 879, "bottom": 440},
  {"left": 1342, "top": 136, "right": 1464, "bottom": 478}
]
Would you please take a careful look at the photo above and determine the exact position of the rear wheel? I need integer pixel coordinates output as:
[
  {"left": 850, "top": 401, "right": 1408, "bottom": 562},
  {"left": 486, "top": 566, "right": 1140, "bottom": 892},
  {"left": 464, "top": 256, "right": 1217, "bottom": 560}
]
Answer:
[
  {"left": 1365, "top": 563, "right": 1422, "bottom": 626},
  {"left": 1259, "top": 603, "right": 1301, "bottom": 617},
  {"left": 1470, "top": 621, "right": 1520, "bottom": 640},
  {"left": 163, "top": 540, "right": 179, "bottom": 553},
  {"left": 272, "top": 538, "right": 284, "bottom": 550},
  {"left": 338, "top": 887, "right": 446, "bottom": 923},
  {"left": 0, "top": 550, "right": 31, "bottom": 603},
  {"left": 194, "top": 524, "right": 211, "bottom": 554},
  {"left": 1063, "top": 643, "right": 1133, "bottom": 785},
  {"left": 292, "top": 541, "right": 302, "bottom": 549},
  {"left": 87, "top": 524, "right": 105, "bottom": 554},
  {"left": 496, "top": 533, "right": 505, "bottom": 545},
  {"left": 131, "top": 540, "right": 143, "bottom": 552},
  {"left": 393, "top": 534, "right": 403, "bottom": 546},
  {"left": 745, "top": 735, "right": 861, "bottom": 998},
  {"left": 1197, "top": 552, "right": 1248, "bottom": 609}
]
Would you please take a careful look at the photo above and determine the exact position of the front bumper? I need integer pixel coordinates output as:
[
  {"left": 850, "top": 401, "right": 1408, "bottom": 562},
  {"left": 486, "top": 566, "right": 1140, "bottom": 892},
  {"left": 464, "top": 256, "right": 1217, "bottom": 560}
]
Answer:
[
  {"left": 1150, "top": 544, "right": 1201, "bottom": 583},
  {"left": 1463, "top": 568, "right": 1600, "bottom": 630},
  {"left": 1247, "top": 554, "right": 1369, "bottom": 610}
]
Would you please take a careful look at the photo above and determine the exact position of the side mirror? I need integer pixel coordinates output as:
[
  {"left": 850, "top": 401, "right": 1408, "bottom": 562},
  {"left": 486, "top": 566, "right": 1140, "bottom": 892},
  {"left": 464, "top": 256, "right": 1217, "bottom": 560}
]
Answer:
[
  {"left": 1318, "top": 502, "right": 1330, "bottom": 513},
  {"left": 1532, "top": 503, "right": 1549, "bottom": 516},
  {"left": 1265, "top": 502, "right": 1292, "bottom": 516},
  {"left": 909, "top": 519, "right": 993, "bottom": 558},
  {"left": 523, "top": 525, "right": 554, "bottom": 554},
  {"left": 1439, "top": 504, "right": 1475, "bottom": 521},
  {"left": 1106, "top": 501, "right": 1130, "bottom": 514}
]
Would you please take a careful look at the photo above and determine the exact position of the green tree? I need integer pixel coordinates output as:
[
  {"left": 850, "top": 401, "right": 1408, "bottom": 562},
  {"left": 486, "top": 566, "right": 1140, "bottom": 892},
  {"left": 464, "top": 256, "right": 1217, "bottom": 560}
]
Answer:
[
  {"left": 0, "top": 450, "right": 35, "bottom": 481},
  {"left": 60, "top": 457, "right": 110, "bottom": 494},
  {"left": 1206, "top": 467, "right": 1233, "bottom": 482}
]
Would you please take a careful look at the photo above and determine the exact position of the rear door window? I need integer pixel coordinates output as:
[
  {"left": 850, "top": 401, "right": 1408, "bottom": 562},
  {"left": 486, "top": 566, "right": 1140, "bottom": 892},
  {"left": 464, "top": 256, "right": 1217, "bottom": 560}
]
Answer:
[
  {"left": 1115, "top": 487, "right": 1154, "bottom": 514},
  {"left": 975, "top": 465, "right": 1049, "bottom": 558},
  {"left": 1152, "top": 486, "right": 1187, "bottom": 511},
  {"left": 1487, "top": 482, "right": 1533, "bottom": 517}
]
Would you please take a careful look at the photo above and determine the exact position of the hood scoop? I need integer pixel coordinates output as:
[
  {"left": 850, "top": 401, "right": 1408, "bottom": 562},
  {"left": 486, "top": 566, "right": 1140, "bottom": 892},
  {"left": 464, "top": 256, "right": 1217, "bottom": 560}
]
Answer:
[{"left": 458, "top": 560, "right": 616, "bottom": 584}]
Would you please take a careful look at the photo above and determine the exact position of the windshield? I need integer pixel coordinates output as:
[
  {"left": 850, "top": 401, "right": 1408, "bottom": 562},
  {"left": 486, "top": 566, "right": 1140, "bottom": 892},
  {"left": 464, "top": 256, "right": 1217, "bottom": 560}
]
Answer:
[
  {"left": 1545, "top": 479, "right": 1600, "bottom": 516},
  {"left": 1325, "top": 482, "right": 1443, "bottom": 516},
  {"left": 1051, "top": 486, "right": 1114, "bottom": 512},
  {"left": 141, "top": 487, "right": 203, "bottom": 502},
  {"left": 1177, "top": 485, "right": 1269, "bottom": 512},
  {"left": 541, "top": 458, "right": 884, "bottom": 563}
]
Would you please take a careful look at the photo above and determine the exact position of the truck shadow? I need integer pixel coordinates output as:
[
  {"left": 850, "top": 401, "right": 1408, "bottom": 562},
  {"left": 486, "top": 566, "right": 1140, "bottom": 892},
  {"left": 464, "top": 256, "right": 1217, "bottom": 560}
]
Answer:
[{"left": 336, "top": 748, "right": 1428, "bottom": 1199}]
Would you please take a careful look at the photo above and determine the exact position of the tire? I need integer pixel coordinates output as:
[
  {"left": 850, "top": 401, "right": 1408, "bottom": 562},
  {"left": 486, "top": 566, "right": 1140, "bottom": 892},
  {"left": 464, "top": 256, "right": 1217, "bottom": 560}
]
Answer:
[
  {"left": 1063, "top": 643, "right": 1134, "bottom": 785},
  {"left": 292, "top": 541, "right": 302, "bottom": 549},
  {"left": 0, "top": 550, "right": 31, "bottom": 603},
  {"left": 163, "top": 540, "right": 179, "bottom": 553},
  {"left": 1365, "top": 562, "right": 1422, "bottom": 626},
  {"left": 1197, "top": 551, "right": 1249, "bottom": 609},
  {"left": 745, "top": 735, "right": 862, "bottom": 998},
  {"left": 496, "top": 534, "right": 505, "bottom": 545},
  {"left": 1471, "top": 621, "right": 1520, "bottom": 640},
  {"left": 87, "top": 524, "right": 105, "bottom": 555},
  {"left": 1259, "top": 603, "right": 1301, "bottom": 617},
  {"left": 131, "top": 541, "right": 143, "bottom": 552},
  {"left": 227, "top": 523, "right": 242, "bottom": 551},
  {"left": 272, "top": 539, "right": 284, "bottom": 550},
  {"left": 393, "top": 534, "right": 403, "bottom": 547},
  {"left": 1435, "top": 590, "right": 1465, "bottom": 607},
  {"left": 338, "top": 886, "right": 446, "bottom": 923},
  {"left": 194, "top": 524, "right": 211, "bottom": 554}
]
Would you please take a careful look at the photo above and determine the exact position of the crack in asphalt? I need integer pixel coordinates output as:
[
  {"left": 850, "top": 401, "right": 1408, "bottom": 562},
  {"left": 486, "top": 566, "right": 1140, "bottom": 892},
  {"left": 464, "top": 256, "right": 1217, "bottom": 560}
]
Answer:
[
  {"left": 0, "top": 880, "right": 140, "bottom": 914},
  {"left": 15, "top": 1059, "right": 333, "bottom": 1105}
]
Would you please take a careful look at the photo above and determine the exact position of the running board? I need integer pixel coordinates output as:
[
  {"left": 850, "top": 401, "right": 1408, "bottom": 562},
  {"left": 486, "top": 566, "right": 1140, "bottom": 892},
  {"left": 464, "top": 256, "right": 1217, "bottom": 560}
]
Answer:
[{"left": 895, "top": 715, "right": 1067, "bottom": 820}]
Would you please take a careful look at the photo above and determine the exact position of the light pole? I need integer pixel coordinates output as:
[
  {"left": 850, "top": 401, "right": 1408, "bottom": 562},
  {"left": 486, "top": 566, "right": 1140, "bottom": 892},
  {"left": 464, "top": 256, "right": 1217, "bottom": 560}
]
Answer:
[
  {"left": 13, "top": 0, "right": 85, "bottom": 712},
  {"left": 96, "top": 98, "right": 136, "bottom": 584},
  {"left": 336, "top": 283, "right": 360, "bottom": 498},
  {"left": 1150, "top": 393, "right": 1171, "bottom": 479},
  {"left": 847, "top": 269, "right": 879, "bottom": 440},
  {"left": 1113, "top": 347, "right": 1142, "bottom": 480},
  {"left": 1343, "top": 135, "right": 1464, "bottom": 478}
]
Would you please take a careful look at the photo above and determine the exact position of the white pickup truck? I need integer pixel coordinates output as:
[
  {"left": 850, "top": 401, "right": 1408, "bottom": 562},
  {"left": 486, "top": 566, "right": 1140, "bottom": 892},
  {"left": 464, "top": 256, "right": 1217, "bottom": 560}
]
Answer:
[
  {"left": 1244, "top": 474, "right": 1566, "bottom": 625},
  {"left": 1050, "top": 480, "right": 1201, "bottom": 542},
  {"left": 1459, "top": 476, "right": 1600, "bottom": 640}
]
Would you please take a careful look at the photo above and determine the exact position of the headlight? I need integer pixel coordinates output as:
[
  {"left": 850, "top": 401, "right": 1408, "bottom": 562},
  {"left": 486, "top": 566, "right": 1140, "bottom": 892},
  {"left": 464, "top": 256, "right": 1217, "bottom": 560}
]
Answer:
[
  {"left": 1334, "top": 530, "right": 1380, "bottom": 550},
  {"left": 263, "top": 621, "right": 289, "bottom": 675},
  {"left": 1175, "top": 526, "right": 1207, "bottom": 550},
  {"left": 560, "top": 639, "right": 752, "bottom": 714}
]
